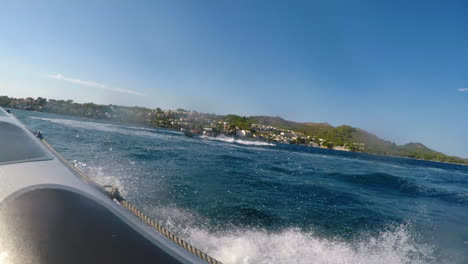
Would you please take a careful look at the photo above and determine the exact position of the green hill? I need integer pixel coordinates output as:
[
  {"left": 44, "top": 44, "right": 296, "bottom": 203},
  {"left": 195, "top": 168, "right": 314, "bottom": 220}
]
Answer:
[
  {"left": 250, "top": 116, "right": 333, "bottom": 135},
  {"left": 249, "top": 116, "right": 468, "bottom": 165}
]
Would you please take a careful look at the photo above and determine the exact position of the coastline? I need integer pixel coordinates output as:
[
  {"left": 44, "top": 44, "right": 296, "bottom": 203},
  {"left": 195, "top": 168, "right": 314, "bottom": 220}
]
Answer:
[{"left": 3, "top": 102, "right": 467, "bottom": 166}]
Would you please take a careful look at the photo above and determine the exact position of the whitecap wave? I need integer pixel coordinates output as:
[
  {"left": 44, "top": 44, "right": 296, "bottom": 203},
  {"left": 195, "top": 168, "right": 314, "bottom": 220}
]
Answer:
[{"left": 202, "top": 135, "right": 275, "bottom": 147}]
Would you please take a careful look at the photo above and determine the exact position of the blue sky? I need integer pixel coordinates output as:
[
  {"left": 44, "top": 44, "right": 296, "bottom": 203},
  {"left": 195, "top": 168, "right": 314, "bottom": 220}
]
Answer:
[{"left": 0, "top": 0, "right": 467, "bottom": 157}]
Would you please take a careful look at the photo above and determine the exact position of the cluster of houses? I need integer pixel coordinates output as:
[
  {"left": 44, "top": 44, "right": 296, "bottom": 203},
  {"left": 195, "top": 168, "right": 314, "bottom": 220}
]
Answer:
[
  {"left": 150, "top": 109, "right": 215, "bottom": 129},
  {"left": 237, "top": 125, "right": 357, "bottom": 152},
  {"left": 146, "top": 110, "right": 354, "bottom": 151}
]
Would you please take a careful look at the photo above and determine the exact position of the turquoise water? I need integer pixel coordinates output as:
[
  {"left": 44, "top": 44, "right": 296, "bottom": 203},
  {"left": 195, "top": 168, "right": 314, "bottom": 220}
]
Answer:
[{"left": 15, "top": 110, "right": 468, "bottom": 264}]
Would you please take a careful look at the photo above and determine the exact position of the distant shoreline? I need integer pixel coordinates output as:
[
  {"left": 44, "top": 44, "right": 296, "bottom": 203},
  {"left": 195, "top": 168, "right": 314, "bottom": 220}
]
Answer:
[
  {"left": 15, "top": 108, "right": 467, "bottom": 167},
  {"left": 1, "top": 95, "right": 466, "bottom": 165}
]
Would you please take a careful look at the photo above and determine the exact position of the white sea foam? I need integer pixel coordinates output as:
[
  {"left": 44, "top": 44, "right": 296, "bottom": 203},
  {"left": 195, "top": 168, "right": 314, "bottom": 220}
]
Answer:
[
  {"left": 202, "top": 135, "right": 275, "bottom": 147},
  {"left": 187, "top": 226, "right": 433, "bottom": 264},
  {"left": 73, "top": 161, "right": 135, "bottom": 198},
  {"left": 142, "top": 206, "right": 435, "bottom": 264}
]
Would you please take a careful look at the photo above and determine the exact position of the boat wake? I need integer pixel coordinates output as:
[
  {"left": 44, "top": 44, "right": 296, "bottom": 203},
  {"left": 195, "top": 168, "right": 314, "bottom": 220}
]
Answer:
[
  {"left": 29, "top": 116, "right": 180, "bottom": 139},
  {"left": 30, "top": 116, "right": 275, "bottom": 147},
  {"left": 202, "top": 135, "right": 275, "bottom": 147}
]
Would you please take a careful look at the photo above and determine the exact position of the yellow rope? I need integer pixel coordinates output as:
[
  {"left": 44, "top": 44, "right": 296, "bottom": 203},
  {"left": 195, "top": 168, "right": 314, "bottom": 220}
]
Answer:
[{"left": 41, "top": 139, "right": 223, "bottom": 264}]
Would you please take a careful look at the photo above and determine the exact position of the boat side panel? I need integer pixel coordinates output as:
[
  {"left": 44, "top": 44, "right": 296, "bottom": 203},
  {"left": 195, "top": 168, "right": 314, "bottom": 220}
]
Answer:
[{"left": 0, "top": 188, "right": 183, "bottom": 264}]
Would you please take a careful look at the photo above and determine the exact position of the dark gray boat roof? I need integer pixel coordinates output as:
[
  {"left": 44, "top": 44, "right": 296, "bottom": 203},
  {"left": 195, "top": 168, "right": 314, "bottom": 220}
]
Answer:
[
  {"left": 0, "top": 121, "right": 53, "bottom": 165},
  {"left": 0, "top": 107, "right": 53, "bottom": 165}
]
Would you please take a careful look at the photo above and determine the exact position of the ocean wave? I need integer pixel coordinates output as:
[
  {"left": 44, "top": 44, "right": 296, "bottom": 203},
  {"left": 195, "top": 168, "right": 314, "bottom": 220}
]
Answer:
[
  {"left": 202, "top": 135, "right": 275, "bottom": 146},
  {"left": 266, "top": 166, "right": 292, "bottom": 174},
  {"left": 328, "top": 172, "right": 420, "bottom": 192},
  {"left": 217, "top": 154, "right": 254, "bottom": 163},
  {"left": 328, "top": 172, "right": 468, "bottom": 205}
]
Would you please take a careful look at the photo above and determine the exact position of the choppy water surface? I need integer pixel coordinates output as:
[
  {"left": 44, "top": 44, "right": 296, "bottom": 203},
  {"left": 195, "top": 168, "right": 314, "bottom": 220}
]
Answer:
[{"left": 16, "top": 110, "right": 468, "bottom": 264}]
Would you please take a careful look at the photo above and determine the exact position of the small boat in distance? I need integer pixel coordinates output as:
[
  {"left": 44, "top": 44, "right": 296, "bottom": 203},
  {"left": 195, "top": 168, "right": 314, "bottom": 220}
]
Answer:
[{"left": 181, "top": 128, "right": 195, "bottom": 137}]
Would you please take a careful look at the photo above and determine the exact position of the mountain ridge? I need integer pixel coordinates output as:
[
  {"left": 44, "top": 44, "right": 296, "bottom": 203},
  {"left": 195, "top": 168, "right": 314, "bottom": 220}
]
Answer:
[{"left": 248, "top": 115, "right": 467, "bottom": 164}]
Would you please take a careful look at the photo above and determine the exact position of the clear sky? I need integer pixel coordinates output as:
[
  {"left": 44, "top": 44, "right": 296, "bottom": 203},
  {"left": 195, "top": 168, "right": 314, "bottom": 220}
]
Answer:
[{"left": 0, "top": 0, "right": 467, "bottom": 157}]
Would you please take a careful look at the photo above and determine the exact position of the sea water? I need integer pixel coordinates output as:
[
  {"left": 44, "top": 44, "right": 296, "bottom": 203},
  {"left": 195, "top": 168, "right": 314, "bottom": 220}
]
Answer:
[{"left": 15, "top": 110, "right": 468, "bottom": 264}]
